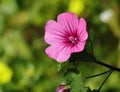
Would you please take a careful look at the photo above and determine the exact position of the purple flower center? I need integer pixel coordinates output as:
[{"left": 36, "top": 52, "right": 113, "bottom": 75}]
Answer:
[{"left": 68, "top": 36, "right": 78, "bottom": 44}]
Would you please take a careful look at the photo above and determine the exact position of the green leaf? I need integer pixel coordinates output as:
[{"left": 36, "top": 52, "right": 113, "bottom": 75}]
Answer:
[
  {"left": 64, "top": 72, "right": 88, "bottom": 92},
  {"left": 70, "top": 73, "right": 84, "bottom": 92}
]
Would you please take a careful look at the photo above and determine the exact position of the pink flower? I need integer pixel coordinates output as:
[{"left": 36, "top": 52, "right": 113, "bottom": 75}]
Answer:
[{"left": 44, "top": 12, "right": 88, "bottom": 62}]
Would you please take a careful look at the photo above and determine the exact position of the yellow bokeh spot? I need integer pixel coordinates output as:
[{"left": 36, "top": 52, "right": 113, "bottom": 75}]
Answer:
[
  {"left": 26, "top": 68, "right": 34, "bottom": 77},
  {"left": 0, "top": 62, "right": 13, "bottom": 84},
  {"left": 68, "top": 0, "right": 85, "bottom": 15}
]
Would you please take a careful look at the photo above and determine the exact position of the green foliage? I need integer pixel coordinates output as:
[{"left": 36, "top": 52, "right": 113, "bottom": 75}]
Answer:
[{"left": 64, "top": 73, "right": 86, "bottom": 92}]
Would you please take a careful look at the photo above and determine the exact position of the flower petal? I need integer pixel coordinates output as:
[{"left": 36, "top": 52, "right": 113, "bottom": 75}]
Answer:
[
  {"left": 57, "top": 12, "right": 79, "bottom": 35},
  {"left": 71, "top": 41, "right": 86, "bottom": 53},
  {"left": 45, "top": 43, "right": 71, "bottom": 62},
  {"left": 77, "top": 18, "right": 88, "bottom": 41},
  {"left": 44, "top": 20, "right": 66, "bottom": 45}
]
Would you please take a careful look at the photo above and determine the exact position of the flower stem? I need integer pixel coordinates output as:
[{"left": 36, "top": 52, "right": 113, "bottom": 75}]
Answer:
[
  {"left": 89, "top": 38, "right": 94, "bottom": 55},
  {"left": 98, "top": 70, "right": 113, "bottom": 91},
  {"left": 84, "top": 70, "right": 110, "bottom": 80},
  {"left": 72, "top": 52, "right": 120, "bottom": 72},
  {"left": 92, "top": 60, "right": 120, "bottom": 72}
]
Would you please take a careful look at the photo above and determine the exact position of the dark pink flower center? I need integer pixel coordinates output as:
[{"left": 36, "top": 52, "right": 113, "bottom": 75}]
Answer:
[{"left": 68, "top": 36, "right": 78, "bottom": 44}]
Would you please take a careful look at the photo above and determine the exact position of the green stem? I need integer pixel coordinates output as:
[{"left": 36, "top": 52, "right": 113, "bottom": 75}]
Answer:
[
  {"left": 84, "top": 70, "right": 110, "bottom": 80},
  {"left": 92, "top": 60, "right": 120, "bottom": 72},
  {"left": 98, "top": 70, "right": 113, "bottom": 91},
  {"left": 89, "top": 38, "right": 94, "bottom": 55}
]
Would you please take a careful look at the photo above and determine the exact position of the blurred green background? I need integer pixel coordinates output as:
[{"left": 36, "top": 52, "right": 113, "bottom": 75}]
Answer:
[{"left": 0, "top": 0, "right": 120, "bottom": 92}]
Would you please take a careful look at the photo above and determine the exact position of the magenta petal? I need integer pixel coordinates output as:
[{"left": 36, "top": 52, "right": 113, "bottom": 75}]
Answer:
[
  {"left": 77, "top": 18, "right": 88, "bottom": 41},
  {"left": 45, "top": 43, "right": 71, "bottom": 62},
  {"left": 71, "top": 41, "right": 86, "bottom": 53},
  {"left": 44, "top": 20, "right": 66, "bottom": 45},
  {"left": 57, "top": 12, "right": 79, "bottom": 35}
]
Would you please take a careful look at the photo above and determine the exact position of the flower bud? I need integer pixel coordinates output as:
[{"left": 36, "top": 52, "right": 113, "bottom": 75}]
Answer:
[{"left": 56, "top": 83, "right": 70, "bottom": 92}]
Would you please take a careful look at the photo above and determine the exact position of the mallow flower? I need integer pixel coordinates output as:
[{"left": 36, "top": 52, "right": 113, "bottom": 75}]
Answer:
[{"left": 44, "top": 12, "right": 88, "bottom": 62}]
